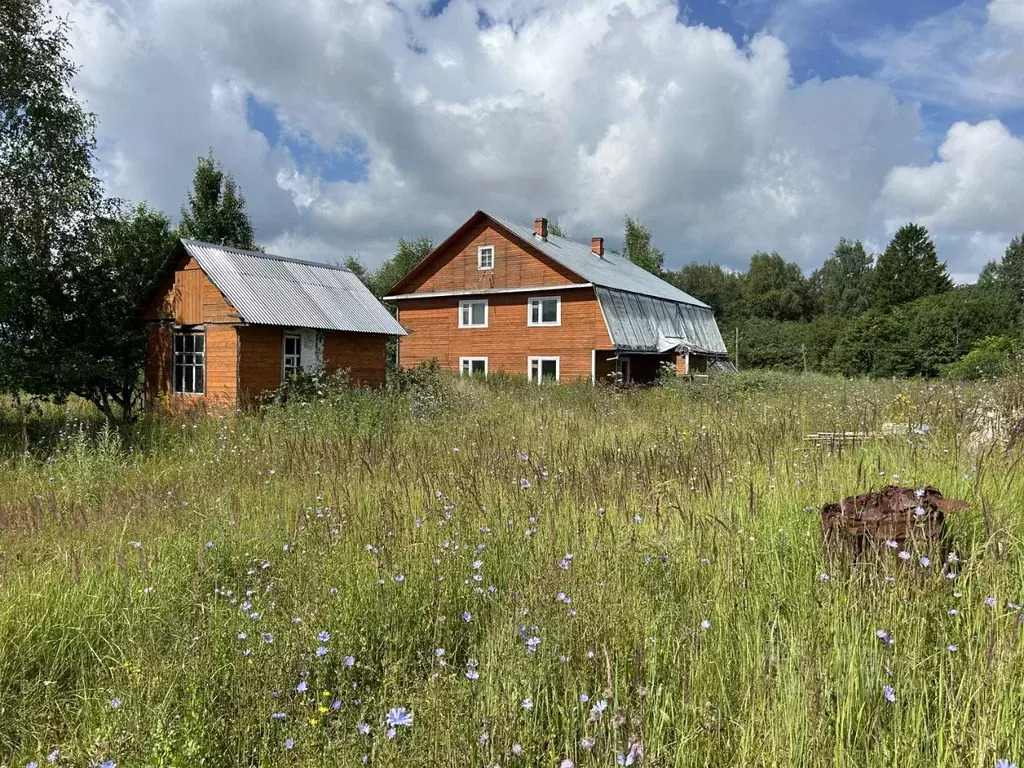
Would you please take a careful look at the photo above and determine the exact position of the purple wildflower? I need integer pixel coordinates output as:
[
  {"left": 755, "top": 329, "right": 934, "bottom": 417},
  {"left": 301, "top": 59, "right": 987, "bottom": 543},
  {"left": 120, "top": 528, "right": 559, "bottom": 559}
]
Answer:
[{"left": 386, "top": 707, "right": 413, "bottom": 728}]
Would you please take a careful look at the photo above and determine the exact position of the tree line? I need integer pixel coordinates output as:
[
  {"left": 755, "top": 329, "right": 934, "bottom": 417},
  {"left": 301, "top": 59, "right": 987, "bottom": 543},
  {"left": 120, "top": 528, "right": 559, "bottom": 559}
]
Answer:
[{"left": 619, "top": 218, "right": 1024, "bottom": 379}]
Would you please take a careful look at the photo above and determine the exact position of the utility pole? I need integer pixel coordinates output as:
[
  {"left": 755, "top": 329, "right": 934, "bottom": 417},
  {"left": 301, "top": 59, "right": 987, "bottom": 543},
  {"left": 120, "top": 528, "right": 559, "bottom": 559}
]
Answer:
[
  {"left": 801, "top": 343, "right": 807, "bottom": 374},
  {"left": 734, "top": 327, "right": 739, "bottom": 371}
]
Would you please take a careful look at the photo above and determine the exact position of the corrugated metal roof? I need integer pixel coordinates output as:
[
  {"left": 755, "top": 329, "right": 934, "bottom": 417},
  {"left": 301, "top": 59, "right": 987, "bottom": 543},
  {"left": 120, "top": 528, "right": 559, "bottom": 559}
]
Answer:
[
  {"left": 490, "top": 215, "right": 710, "bottom": 307},
  {"left": 596, "top": 287, "right": 727, "bottom": 355},
  {"left": 180, "top": 240, "right": 406, "bottom": 336}
]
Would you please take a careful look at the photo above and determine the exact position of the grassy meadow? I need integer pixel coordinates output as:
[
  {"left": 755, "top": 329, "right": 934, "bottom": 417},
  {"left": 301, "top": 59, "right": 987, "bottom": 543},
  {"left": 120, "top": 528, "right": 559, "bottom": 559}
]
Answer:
[{"left": 1, "top": 372, "right": 1023, "bottom": 768}]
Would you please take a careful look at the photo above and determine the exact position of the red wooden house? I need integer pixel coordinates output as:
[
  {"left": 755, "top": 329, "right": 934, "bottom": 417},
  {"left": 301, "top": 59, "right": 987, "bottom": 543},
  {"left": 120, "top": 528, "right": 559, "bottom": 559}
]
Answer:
[
  {"left": 384, "top": 211, "right": 730, "bottom": 384},
  {"left": 142, "top": 239, "right": 405, "bottom": 408}
]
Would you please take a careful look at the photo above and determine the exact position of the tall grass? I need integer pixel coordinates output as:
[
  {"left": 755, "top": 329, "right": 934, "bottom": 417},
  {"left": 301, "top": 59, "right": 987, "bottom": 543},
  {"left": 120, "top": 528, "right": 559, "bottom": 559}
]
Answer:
[{"left": 1, "top": 374, "right": 1022, "bottom": 767}]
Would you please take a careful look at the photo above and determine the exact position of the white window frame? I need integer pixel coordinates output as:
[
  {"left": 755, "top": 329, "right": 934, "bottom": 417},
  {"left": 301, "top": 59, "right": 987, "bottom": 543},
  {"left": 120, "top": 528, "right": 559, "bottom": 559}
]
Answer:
[
  {"left": 282, "top": 333, "right": 302, "bottom": 378},
  {"left": 172, "top": 327, "right": 206, "bottom": 396},
  {"left": 527, "top": 295, "right": 561, "bottom": 327},
  {"left": 460, "top": 357, "right": 488, "bottom": 377},
  {"left": 458, "top": 299, "right": 488, "bottom": 328},
  {"left": 528, "top": 356, "right": 560, "bottom": 384},
  {"left": 477, "top": 245, "right": 494, "bottom": 270}
]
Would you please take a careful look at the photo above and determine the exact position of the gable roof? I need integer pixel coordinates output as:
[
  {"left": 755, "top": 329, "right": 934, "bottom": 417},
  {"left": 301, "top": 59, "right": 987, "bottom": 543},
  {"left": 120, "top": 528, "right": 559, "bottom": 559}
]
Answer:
[
  {"left": 386, "top": 210, "right": 709, "bottom": 308},
  {"left": 171, "top": 239, "right": 405, "bottom": 336},
  {"left": 489, "top": 215, "right": 710, "bottom": 308}
]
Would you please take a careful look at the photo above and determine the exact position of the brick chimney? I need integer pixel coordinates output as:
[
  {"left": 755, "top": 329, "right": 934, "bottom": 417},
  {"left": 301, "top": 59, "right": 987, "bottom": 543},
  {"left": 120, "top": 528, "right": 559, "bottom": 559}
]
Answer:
[
  {"left": 591, "top": 237, "right": 604, "bottom": 257},
  {"left": 534, "top": 217, "right": 548, "bottom": 240}
]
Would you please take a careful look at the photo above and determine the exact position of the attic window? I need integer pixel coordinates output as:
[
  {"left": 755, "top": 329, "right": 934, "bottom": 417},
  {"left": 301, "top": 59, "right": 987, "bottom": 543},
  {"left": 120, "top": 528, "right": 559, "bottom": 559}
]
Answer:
[{"left": 477, "top": 245, "right": 494, "bottom": 270}]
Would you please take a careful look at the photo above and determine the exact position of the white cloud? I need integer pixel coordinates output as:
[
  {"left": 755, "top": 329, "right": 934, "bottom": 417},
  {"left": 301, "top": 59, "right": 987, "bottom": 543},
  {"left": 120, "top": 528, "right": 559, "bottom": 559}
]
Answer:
[
  {"left": 881, "top": 119, "right": 1024, "bottom": 277},
  {"left": 989, "top": 0, "right": 1024, "bottom": 30},
  {"left": 51, "top": 0, "right": 1020, "bottom": 277},
  {"left": 844, "top": 0, "right": 1024, "bottom": 111}
]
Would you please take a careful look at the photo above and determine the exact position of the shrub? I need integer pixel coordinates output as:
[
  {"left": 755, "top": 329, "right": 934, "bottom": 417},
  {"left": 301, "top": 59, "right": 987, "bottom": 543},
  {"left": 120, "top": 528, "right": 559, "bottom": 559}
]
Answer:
[
  {"left": 943, "top": 336, "right": 1020, "bottom": 380},
  {"left": 386, "top": 359, "right": 466, "bottom": 419}
]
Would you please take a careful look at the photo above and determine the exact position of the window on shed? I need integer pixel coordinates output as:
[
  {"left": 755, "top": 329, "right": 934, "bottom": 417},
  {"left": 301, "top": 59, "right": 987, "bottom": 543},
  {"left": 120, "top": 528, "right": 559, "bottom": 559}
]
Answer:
[
  {"left": 283, "top": 334, "right": 302, "bottom": 377},
  {"left": 173, "top": 328, "right": 205, "bottom": 395}
]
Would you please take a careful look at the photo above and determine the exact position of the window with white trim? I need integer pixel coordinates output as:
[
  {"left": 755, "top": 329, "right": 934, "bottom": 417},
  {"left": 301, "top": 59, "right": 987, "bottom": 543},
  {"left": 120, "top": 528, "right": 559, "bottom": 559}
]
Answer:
[
  {"left": 477, "top": 245, "right": 494, "bottom": 270},
  {"left": 459, "top": 299, "right": 488, "bottom": 328},
  {"left": 460, "top": 357, "right": 488, "bottom": 377},
  {"left": 283, "top": 334, "right": 302, "bottom": 377},
  {"left": 527, "top": 296, "right": 561, "bottom": 326},
  {"left": 528, "top": 356, "right": 559, "bottom": 383},
  {"left": 172, "top": 328, "right": 205, "bottom": 395}
]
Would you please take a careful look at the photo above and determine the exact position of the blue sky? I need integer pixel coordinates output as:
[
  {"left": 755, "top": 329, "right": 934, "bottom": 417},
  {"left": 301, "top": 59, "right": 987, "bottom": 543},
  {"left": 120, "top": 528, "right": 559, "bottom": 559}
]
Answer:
[{"left": 65, "top": 0, "right": 1024, "bottom": 279}]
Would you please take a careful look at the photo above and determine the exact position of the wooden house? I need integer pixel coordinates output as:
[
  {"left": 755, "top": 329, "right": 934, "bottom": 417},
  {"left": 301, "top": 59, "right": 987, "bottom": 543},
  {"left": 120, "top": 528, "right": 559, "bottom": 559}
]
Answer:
[
  {"left": 384, "top": 211, "right": 730, "bottom": 384},
  {"left": 142, "top": 239, "right": 406, "bottom": 408}
]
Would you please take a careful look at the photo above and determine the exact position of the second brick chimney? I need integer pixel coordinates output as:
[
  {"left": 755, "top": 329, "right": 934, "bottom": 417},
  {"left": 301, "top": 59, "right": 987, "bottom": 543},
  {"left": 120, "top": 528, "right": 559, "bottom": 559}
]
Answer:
[
  {"left": 534, "top": 217, "right": 548, "bottom": 240},
  {"left": 591, "top": 237, "right": 604, "bottom": 257}
]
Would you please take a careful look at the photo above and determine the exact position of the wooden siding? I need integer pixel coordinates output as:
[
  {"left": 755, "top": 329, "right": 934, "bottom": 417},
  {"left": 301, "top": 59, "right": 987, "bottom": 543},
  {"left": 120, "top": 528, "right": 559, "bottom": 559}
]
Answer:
[
  {"left": 143, "top": 249, "right": 241, "bottom": 409},
  {"left": 144, "top": 324, "right": 237, "bottom": 408},
  {"left": 237, "top": 327, "right": 390, "bottom": 405},
  {"left": 323, "top": 331, "right": 389, "bottom": 387},
  {"left": 144, "top": 255, "right": 240, "bottom": 325},
  {"left": 238, "top": 326, "right": 283, "bottom": 405},
  {"left": 145, "top": 326, "right": 172, "bottom": 403},
  {"left": 397, "top": 288, "right": 612, "bottom": 381},
  {"left": 399, "top": 220, "right": 584, "bottom": 294},
  {"left": 205, "top": 326, "right": 239, "bottom": 406}
]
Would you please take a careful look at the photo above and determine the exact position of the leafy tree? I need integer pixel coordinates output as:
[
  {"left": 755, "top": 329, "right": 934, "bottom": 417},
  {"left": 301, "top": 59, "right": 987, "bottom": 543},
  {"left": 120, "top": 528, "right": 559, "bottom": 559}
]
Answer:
[
  {"left": 827, "top": 285, "right": 1018, "bottom": 378},
  {"left": 343, "top": 255, "right": 370, "bottom": 283},
  {"left": 179, "top": 152, "right": 261, "bottom": 251},
  {"left": 548, "top": 219, "right": 567, "bottom": 238},
  {"left": 810, "top": 238, "right": 873, "bottom": 317},
  {"left": 978, "top": 235, "right": 1024, "bottom": 305},
  {"left": 68, "top": 204, "right": 177, "bottom": 419},
  {"left": 0, "top": 0, "right": 103, "bottom": 395},
  {"left": 871, "top": 223, "right": 952, "bottom": 310},
  {"left": 371, "top": 236, "right": 434, "bottom": 298},
  {"left": 622, "top": 216, "right": 664, "bottom": 276},
  {"left": 663, "top": 264, "right": 743, "bottom": 320},
  {"left": 825, "top": 310, "right": 902, "bottom": 377},
  {"left": 741, "top": 251, "right": 809, "bottom": 321}
]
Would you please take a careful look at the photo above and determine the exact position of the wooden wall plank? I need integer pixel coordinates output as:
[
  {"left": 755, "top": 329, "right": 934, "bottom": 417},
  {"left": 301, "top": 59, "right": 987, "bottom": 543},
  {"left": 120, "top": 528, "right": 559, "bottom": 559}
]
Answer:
[
  {"left": 399, "top": 221, "right": 585, "bottom": 294},
  {"left": 396, "top": 288, "right": 613, "bottom": 381}
]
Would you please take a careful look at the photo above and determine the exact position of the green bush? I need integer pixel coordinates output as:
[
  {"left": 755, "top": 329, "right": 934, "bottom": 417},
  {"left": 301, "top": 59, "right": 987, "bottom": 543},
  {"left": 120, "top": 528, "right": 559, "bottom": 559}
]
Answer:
[{"left": 943, "top": 335, "right": 1020, "bottom": 380}]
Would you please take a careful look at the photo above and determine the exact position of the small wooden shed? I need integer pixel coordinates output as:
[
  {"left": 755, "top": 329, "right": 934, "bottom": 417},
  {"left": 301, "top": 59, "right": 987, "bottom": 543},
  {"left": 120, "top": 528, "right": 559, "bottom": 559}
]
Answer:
[{"left": 142, "top": 239, "right": 406, "bottom": 408}]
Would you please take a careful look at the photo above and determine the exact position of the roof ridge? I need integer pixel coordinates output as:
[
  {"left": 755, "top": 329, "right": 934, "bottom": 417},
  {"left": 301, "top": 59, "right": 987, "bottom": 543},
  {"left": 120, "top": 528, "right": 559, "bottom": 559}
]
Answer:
[
  {"left": 483, "top": 213, "right": 710, "bottom": 309},
  {"left": 180, "top": 238, "right": 351, "bottom": 273}
]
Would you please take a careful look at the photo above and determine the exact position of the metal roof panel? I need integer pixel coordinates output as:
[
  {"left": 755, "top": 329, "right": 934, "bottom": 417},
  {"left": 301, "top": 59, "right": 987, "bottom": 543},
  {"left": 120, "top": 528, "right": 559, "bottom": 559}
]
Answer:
[{"left": 180, "top": 240, "right": 406, "bottom": 336}]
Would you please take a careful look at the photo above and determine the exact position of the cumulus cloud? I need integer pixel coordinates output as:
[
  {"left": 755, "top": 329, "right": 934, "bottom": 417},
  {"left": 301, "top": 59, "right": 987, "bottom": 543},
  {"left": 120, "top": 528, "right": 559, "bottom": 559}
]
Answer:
[
  {"left": 53, "top": 0, "right": 1021, "bottom": 277},
  {"left": 881, "top": 120, "right": 1024, "bottom": 279}
]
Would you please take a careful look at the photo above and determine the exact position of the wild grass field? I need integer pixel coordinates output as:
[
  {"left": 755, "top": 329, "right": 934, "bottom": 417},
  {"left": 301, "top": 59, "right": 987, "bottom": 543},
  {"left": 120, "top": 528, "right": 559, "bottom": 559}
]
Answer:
[{"left": 1, "top": 372, "right": 1022, "bottom": 768}]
